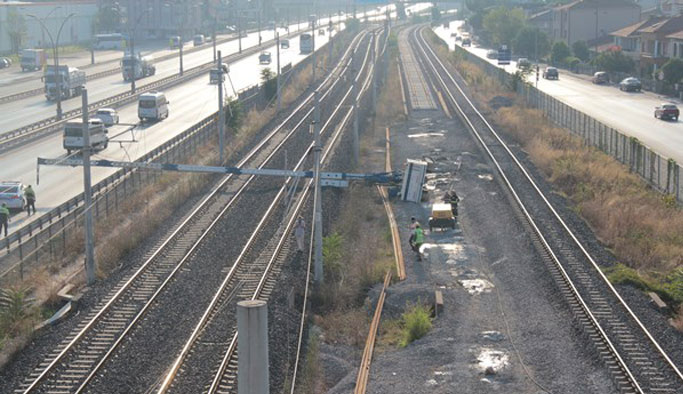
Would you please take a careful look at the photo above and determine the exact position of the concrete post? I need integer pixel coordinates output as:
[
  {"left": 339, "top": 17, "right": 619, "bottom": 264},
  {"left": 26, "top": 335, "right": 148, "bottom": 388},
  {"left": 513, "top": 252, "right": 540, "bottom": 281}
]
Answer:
[
  {"left": 81, "top": 90, "right": 96, "bottom": 285},
  {"left": 276, "top": 33, "right": 282, "bottom": 112},
  {"left": 313, "top": 90, "right": 323, "bottom": 284},
  {"left": 218, "top": 51, "right": 225, "bottom": 163},
  {"left": 237, "top": 300, "right": 269, "bottom": 394},
  {"left": 352, "top": 79, "right": 359, "bottom": 164}
]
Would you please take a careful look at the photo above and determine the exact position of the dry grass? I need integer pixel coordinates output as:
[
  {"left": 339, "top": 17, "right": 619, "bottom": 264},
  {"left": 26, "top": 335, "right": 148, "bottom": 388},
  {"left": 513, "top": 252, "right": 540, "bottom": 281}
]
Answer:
[{"left": 426, "top": 34, "right": 683, "bottom": 311}]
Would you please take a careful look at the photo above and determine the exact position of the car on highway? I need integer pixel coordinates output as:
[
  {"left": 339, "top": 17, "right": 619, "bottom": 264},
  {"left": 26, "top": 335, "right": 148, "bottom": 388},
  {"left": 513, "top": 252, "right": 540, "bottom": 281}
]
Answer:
[
  {"left": 193, "top": 34, "right": 205, "bottom": 46},
  {"left": 543, "top": 67, "right": 559, "bottom": 80},
  {"left": 281, "top": 39, "right": 290, "bottom": 49},
  {"left": 0, "top": 57, "right": 12, "bottom": 69},
  {"left": 654, "top": 103, "right": 679, "bottom": 121},
  {"left": 619, "top": 77, "right": 641, "bottom": 92},
  {"left": 138, "top": 92, "right": 169, "bottom": 122},
  {"left": 455, "top": 35, "right": 462, "bottom": 41},
  {"left": 592, "top": 71, "right": 609, "bottom": 84},
  {"left": 486, "top": 49, "right": 498, "bottom": 59},
  {"left": 259, "top": 51, "right": 272, "bottom": 64},
  {"left": 462, "top": 38, "right": 471, "bottom": 46},
  {"left": 94, "top": 108, "right": 119, "bottom": 127},
  {"left": 318, "top": 28, "right": 325, "bottom": 35},
  {"left": 0, "top": 181, "right": 25, "bottom": 211},
  {"left": 517, "top": 58, "right": 531, "bottom": 69},
  {"left": 450, "top": 32, "right": 457, "bottom": 37}
]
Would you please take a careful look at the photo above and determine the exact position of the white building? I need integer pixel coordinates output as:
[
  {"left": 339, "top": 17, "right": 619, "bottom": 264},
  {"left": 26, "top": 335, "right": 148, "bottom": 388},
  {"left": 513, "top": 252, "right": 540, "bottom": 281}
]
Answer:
[{"left": 0, "top": 0, "right": 97, "bottom": 54}]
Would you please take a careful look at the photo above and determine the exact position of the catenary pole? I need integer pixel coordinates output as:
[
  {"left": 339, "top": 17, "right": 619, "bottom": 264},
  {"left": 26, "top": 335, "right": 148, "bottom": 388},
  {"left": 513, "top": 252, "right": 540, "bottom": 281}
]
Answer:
[
  {"left": 81, "top": 89, "right": 96, "bottom": 285},
  {"left": 218, "top": 51, "right": 225, "bottom": 163},
  {"left": 313, "top": 90, "right": 323, "bottom": 283}
]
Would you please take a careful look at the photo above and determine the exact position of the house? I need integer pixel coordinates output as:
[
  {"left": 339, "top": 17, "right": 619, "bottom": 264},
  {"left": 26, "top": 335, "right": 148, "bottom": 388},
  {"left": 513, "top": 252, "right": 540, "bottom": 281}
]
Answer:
[
  {"left": 661, "top": 0, "right": 683, "bottom": 16},
  {"left": 667, "top": 30, "right": 683, "bottom": 58},
  {"left": 611, "top": 16, "right": 666, "bottom": 57},
  {"left": 529, "top": 9, "right": 553, "bottom": 38},
  {"left": 638, "top": 15, "right": 683, "bottom": 72},
  {"left": 551, "top": 0, "right": 641, "bottom": 46}
]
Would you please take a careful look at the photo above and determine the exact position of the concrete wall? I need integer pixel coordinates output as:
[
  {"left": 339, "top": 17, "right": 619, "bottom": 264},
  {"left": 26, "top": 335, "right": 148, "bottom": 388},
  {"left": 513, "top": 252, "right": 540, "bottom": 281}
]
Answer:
[{"left": 0, "top": 1, "right": 97, "bottom": 54}]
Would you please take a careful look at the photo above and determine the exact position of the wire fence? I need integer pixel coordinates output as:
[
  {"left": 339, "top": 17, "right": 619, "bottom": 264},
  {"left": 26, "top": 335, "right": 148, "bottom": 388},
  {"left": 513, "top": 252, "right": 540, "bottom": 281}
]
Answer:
[{"left": 454, "top": 46, "right": 682, "bottom": 205}]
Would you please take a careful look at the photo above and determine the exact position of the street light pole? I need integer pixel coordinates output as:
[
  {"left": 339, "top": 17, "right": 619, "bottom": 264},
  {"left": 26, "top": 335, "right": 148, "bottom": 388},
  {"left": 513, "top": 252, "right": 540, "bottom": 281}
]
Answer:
[
  {"left": 276, "top": 32, "right": 282, "bottom": 111},
  {"left": 29, "top": 12, "right": 75, "bottom": 121},
  {"left": 128, "top": 9, "right": 151, "bottom": 94},
  {"left": 311, "top": 17, "right": 316, "bottom": 84}
]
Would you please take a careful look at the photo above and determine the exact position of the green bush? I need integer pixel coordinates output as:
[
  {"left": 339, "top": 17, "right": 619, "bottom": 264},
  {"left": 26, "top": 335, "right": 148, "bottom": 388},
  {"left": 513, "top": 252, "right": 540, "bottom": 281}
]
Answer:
[
  {"left": 564, "top": 56, "right": 581, "bottom": 70},
  {"left": 551, "top": 41, "right": 571, "bottom": 65},
  {"left": 399, "top": 303, "right": 432, "bottom": 347}
]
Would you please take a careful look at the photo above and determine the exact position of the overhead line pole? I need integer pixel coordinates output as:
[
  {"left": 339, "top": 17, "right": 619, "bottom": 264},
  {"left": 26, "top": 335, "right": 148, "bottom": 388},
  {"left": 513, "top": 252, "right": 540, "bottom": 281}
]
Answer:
[
  {"left": 276, "top": 33, "right": 282, "bottom": 112},
  {"left": 218, "top": 50, "right": 225, "bottom": 163},
  {"left": 81, "top": 89, "right": 96, "bottom": 285},
  {"left": 312, "top": 90, "right": 323, "bottom": 284}
]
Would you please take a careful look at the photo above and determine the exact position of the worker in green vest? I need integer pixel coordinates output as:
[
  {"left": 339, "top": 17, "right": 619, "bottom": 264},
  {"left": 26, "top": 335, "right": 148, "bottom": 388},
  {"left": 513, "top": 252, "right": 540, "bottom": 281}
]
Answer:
[
  {"left": 0, "top": 203, "right": 10, "bottom": 237},
  {"left": 24, "top": 185, "right": 36, "bottom": 216},
  {"left": 409, "top": 223, "right": 425, "bottom": 261}
]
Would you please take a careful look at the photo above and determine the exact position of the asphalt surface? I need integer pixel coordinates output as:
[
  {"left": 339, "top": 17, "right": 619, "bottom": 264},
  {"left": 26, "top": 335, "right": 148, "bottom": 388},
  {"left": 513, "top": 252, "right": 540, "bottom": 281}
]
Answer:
[
  {"left": 433, "top": 21, "right": 683, "bottom": 164},
  {"left": 0, "top": 26, "right": 339, "bottom": 235}
]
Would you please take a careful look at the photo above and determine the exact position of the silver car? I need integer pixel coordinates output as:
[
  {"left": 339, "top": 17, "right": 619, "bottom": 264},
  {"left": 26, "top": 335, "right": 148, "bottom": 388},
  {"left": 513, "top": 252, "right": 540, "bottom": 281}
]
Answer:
[
  {"left": 94, "top": 108, "right": 119, "bottom": 127},
  {"left": 0, "top": 181, "right": 25, "bottom": 210}
]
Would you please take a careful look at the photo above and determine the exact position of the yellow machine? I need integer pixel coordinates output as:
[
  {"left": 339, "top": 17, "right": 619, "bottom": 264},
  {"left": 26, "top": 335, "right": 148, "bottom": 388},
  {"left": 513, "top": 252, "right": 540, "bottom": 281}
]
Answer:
[{"left": 429, "top": 203, "right": 456, "bottom": 231}]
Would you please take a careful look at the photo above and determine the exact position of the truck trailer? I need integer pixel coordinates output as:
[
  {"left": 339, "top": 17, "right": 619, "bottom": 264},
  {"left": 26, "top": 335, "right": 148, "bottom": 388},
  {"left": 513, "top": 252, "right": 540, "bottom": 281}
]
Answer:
[
  {"left": 20, "top": 49, "right": 47, "bottom": 71},
  {"left": 121, "top": 53, "right": 156, "bottom": 81},
  {"left": 44, "top": 65, "right": 86, "bottom": 101}
]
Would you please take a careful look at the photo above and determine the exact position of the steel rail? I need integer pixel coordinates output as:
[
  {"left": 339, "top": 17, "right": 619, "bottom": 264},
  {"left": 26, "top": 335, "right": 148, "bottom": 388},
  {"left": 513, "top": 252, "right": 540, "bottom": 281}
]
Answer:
[
  {"left": 162, "top": 29, "right": 379, "bottom": 394},
  {"left": 18, "top": 29, "right": 366, "bottom": 394},
  {"left": 414, "top": 25, "right": 683, "bottom": 392}
]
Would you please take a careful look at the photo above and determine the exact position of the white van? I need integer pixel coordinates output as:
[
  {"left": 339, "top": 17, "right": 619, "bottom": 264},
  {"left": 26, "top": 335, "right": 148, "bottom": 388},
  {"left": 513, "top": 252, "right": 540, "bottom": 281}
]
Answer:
[
  {"left": 138, "top": 92, "right": 169, "bottom": 122},
  {"left": 63, "top": 119, "right": 108, "bottom": 154}
]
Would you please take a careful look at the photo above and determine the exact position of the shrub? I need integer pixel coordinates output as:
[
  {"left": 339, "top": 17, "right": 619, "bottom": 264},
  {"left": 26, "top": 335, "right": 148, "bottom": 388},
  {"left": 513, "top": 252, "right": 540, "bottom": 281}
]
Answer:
[
  {"left": 399, "top": 303, "right": 432, "bottom": 347},
  {"left": 551, "top": 42, "right": 571, "bottom": 65},
  {"left": 592, "top": 49, "right": 634, "bottom": 73},
  {"left": 564, "top": 56, "right": 581, "bottom": 70},
  {"left": 572, "top": 41, "right": 590, "bottom": 62}
]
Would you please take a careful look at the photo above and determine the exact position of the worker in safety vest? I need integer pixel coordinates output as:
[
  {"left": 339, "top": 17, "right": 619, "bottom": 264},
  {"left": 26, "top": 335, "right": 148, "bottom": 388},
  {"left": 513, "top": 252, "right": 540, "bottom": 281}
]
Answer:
[
  {"left": 294, "top": 216, "right": 306, "bottom": 252},
  {"left": 24, "top": 185, "right": 36, "bottom": 216},
  {"left": 409, "top": 223, "right": 425, "bottom": 261},
  {"left": 0, "top": 203, "right": 10, "bottom": 237}
]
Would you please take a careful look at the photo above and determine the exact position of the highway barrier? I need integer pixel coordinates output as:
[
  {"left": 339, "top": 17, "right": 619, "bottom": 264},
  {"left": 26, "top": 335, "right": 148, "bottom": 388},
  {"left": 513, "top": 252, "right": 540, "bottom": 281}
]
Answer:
[{"left": 452, "top": 45, "right": 683, "bottom": 206}]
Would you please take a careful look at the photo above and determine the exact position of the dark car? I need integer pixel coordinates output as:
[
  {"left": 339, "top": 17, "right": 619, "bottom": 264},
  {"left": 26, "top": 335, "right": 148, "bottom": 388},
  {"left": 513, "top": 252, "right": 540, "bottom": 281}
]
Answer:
[
  {"left": 654, "top": 103, "right": 679, "bottom": 121},
  {"left": 543, "top": 67, "right": 559, "bottom": 80},
  {"left": 462, "top": 38, "right": 471, "bottom": 47},
  {"left": 619, "top": 77, "right": 641, "bottom": 92},
  {"left": 592, "top": 71, "right": 609, "bottom": 84}
]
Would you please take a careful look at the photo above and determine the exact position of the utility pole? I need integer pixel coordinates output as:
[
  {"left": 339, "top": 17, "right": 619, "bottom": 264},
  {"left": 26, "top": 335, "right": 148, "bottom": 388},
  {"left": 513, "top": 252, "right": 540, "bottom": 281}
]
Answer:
[
  {"left": 312, "top": 90, "right": 323, "bottom": 284},
  {"left": 218, "top": 51, "right": 225, "bottom": 163},
  {"left": 212, "top": 19, "right": 217, "bottom": 62},
  {"left": 179, "top": 32, "right": 184, "bottom": 76},
  {"left": 130, "top": 34, "right": 137, "bottom": 93},
  {"left": 81, "top": 89, "right": 96, "bottom": 285},
  {"left": 238, "top": 14, "right": 242, "bottom": 54},
  {"left": 311, "top": 17, "right": 316, "bottom": 85},
  {"left": 276, "top": 33, "right": 282, "bottom": 111},
  {"left": 352, "top": 77, "right": 359, "bottom": 164},
  {"left": 371, "top": 30, "right": 377, "bottom": 111}
]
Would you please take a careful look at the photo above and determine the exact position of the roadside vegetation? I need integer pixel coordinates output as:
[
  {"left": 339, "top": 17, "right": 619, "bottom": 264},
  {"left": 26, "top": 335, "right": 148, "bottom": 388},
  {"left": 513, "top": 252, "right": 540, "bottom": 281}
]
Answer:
[
  {"left": 379, "top": 303, "right": 433, "bottom": 348},
  {"left": 0, "top": 32, "right": 355, "bottom": 368},
  {"left": 427, "top": 30, "right": 683, "bottom": 329}
]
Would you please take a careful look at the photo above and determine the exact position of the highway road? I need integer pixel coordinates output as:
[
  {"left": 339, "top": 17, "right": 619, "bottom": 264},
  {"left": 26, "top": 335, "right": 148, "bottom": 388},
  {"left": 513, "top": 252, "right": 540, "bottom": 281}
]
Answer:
[
  {"left": 0, "top": 23, "right": 339, "bottom": 235},
  {"left": 434, "top": 21, "right": 683, "bottom": 164}
]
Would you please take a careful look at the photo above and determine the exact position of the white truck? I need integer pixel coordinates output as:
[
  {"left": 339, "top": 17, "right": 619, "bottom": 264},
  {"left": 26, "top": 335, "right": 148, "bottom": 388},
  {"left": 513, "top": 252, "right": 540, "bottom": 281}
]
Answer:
[
  {"left": 44, "top": 65, "right": 86, "bottom": 101},
  {"left": 121, "top": 53, "right": 155, "bottom": 81},
  {"left": 20, "top": 49, "right": 47, "bottom": 71},
  {"left": 63, "top": 119, "right": 108, "bottom": 154}
]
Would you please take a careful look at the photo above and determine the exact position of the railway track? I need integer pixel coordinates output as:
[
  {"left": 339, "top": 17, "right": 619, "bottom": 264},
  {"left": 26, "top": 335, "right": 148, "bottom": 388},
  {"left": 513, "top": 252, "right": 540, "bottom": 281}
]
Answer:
[
  {"left": 0, "top": 28, "right": 307, "bottom": 154},
  {"left": 159, "top": 29, "right": 383, "bottom": 394},
  {"left": 411, "top": 26, "right": 682, "bottom": 393},
  {"left": 13, "top": 28, "right": 369, "bottom": 394}
]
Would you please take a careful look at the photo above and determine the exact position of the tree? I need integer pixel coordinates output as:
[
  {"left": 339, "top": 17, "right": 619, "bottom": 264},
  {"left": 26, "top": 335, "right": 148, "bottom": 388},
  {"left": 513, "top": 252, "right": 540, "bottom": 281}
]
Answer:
[
  {"left": 572, "top": 41, "right": 590, "bottom": 62},
  {"left": 482, "top": 6, "right": 526, "bottom": 46},
  {"left": 592, "top": 49, "right": 634, "bottom": 73},
  {"left": 551, "top": 41, "right": 571, "bottom": 65},
  {"left": 260, "top": 67, "right": 277, "bottom": 102},
  {"left": 6, "top": 8, "right": 27, "bottom": 54},
  {"left": 513, "top": 27, "right": 550, "bottom": 59},
  {"left": 94, "top": 6, "right": 121, "bottom": 33},
  {"left": 662, "top": 58, "right": 683, "bottom": 85}
]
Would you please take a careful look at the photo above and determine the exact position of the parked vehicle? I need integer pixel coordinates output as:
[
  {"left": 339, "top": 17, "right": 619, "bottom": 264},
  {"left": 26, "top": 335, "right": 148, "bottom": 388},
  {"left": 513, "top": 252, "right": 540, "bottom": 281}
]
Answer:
[
  {"left": 497, "top": 45, "right": 511, "bottom": 65},
  {"left": 209, "top": 63, "right": 229, "bottom": 84},
  {"left": 654, "top": 103, "right": 679, "bottom": 120},
  {"left": 281, "top": 39, "right": 290, "bottom": 49},
  {"left": 193, "top": 34, "right": 205, "bottom": 46},
  {"left": 94, "top": 108, "right": 119, "bottom": 126},
  {"left": 63, "top": 119, "right": 108, "bottom": 154},
  {"left": 94, "top": 33, "right": 127, "bottom": 50},
  {"left": 543, "top": 67, "right": 559, "bottom": 80},
  {"left": 429, "top": 203, "right": 456, "bottom": 231},
  {"left": 138, "top": 92, "right": 169, "bottom": 122},
  {"left": 486, "top": 49, "right": 498, "bottom": 59},
  {"left": 450, "top": 32, "right": 457, "bottom": 37},
  {"left": 121, "top": 53, "right": 155, "bottom": 81},
  {"left": 0, "top": 181, "right": 25, "bottom": 211},
  {"left": 592, "top": 71, "right": 609, "bottom": 84},
  {"left": 455, "top": 35, "right": 462, "bottom": 41},
  {"left": 169, "top": 35, "right": 182, "bottom": 49},
  {"left": 619, "top": 77, "right": 641, "bottom": 92},
  {"left": 0, "top": 57, "right": 11, "bottom": 69},
  {"left": 20, "top": 49, "right": 47, "bottom": 71},
  {"left": 44, "top": 65, "right": 86, "bottom": 101},
  {"left": 259, "top": 51, "right": 272, "bottom": 64},
  {"left": 517, "top": 58, "right": 531, "bottom": 69},
  {"left": 461, "top": 38, "right": 471, "bottom": 46}
]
